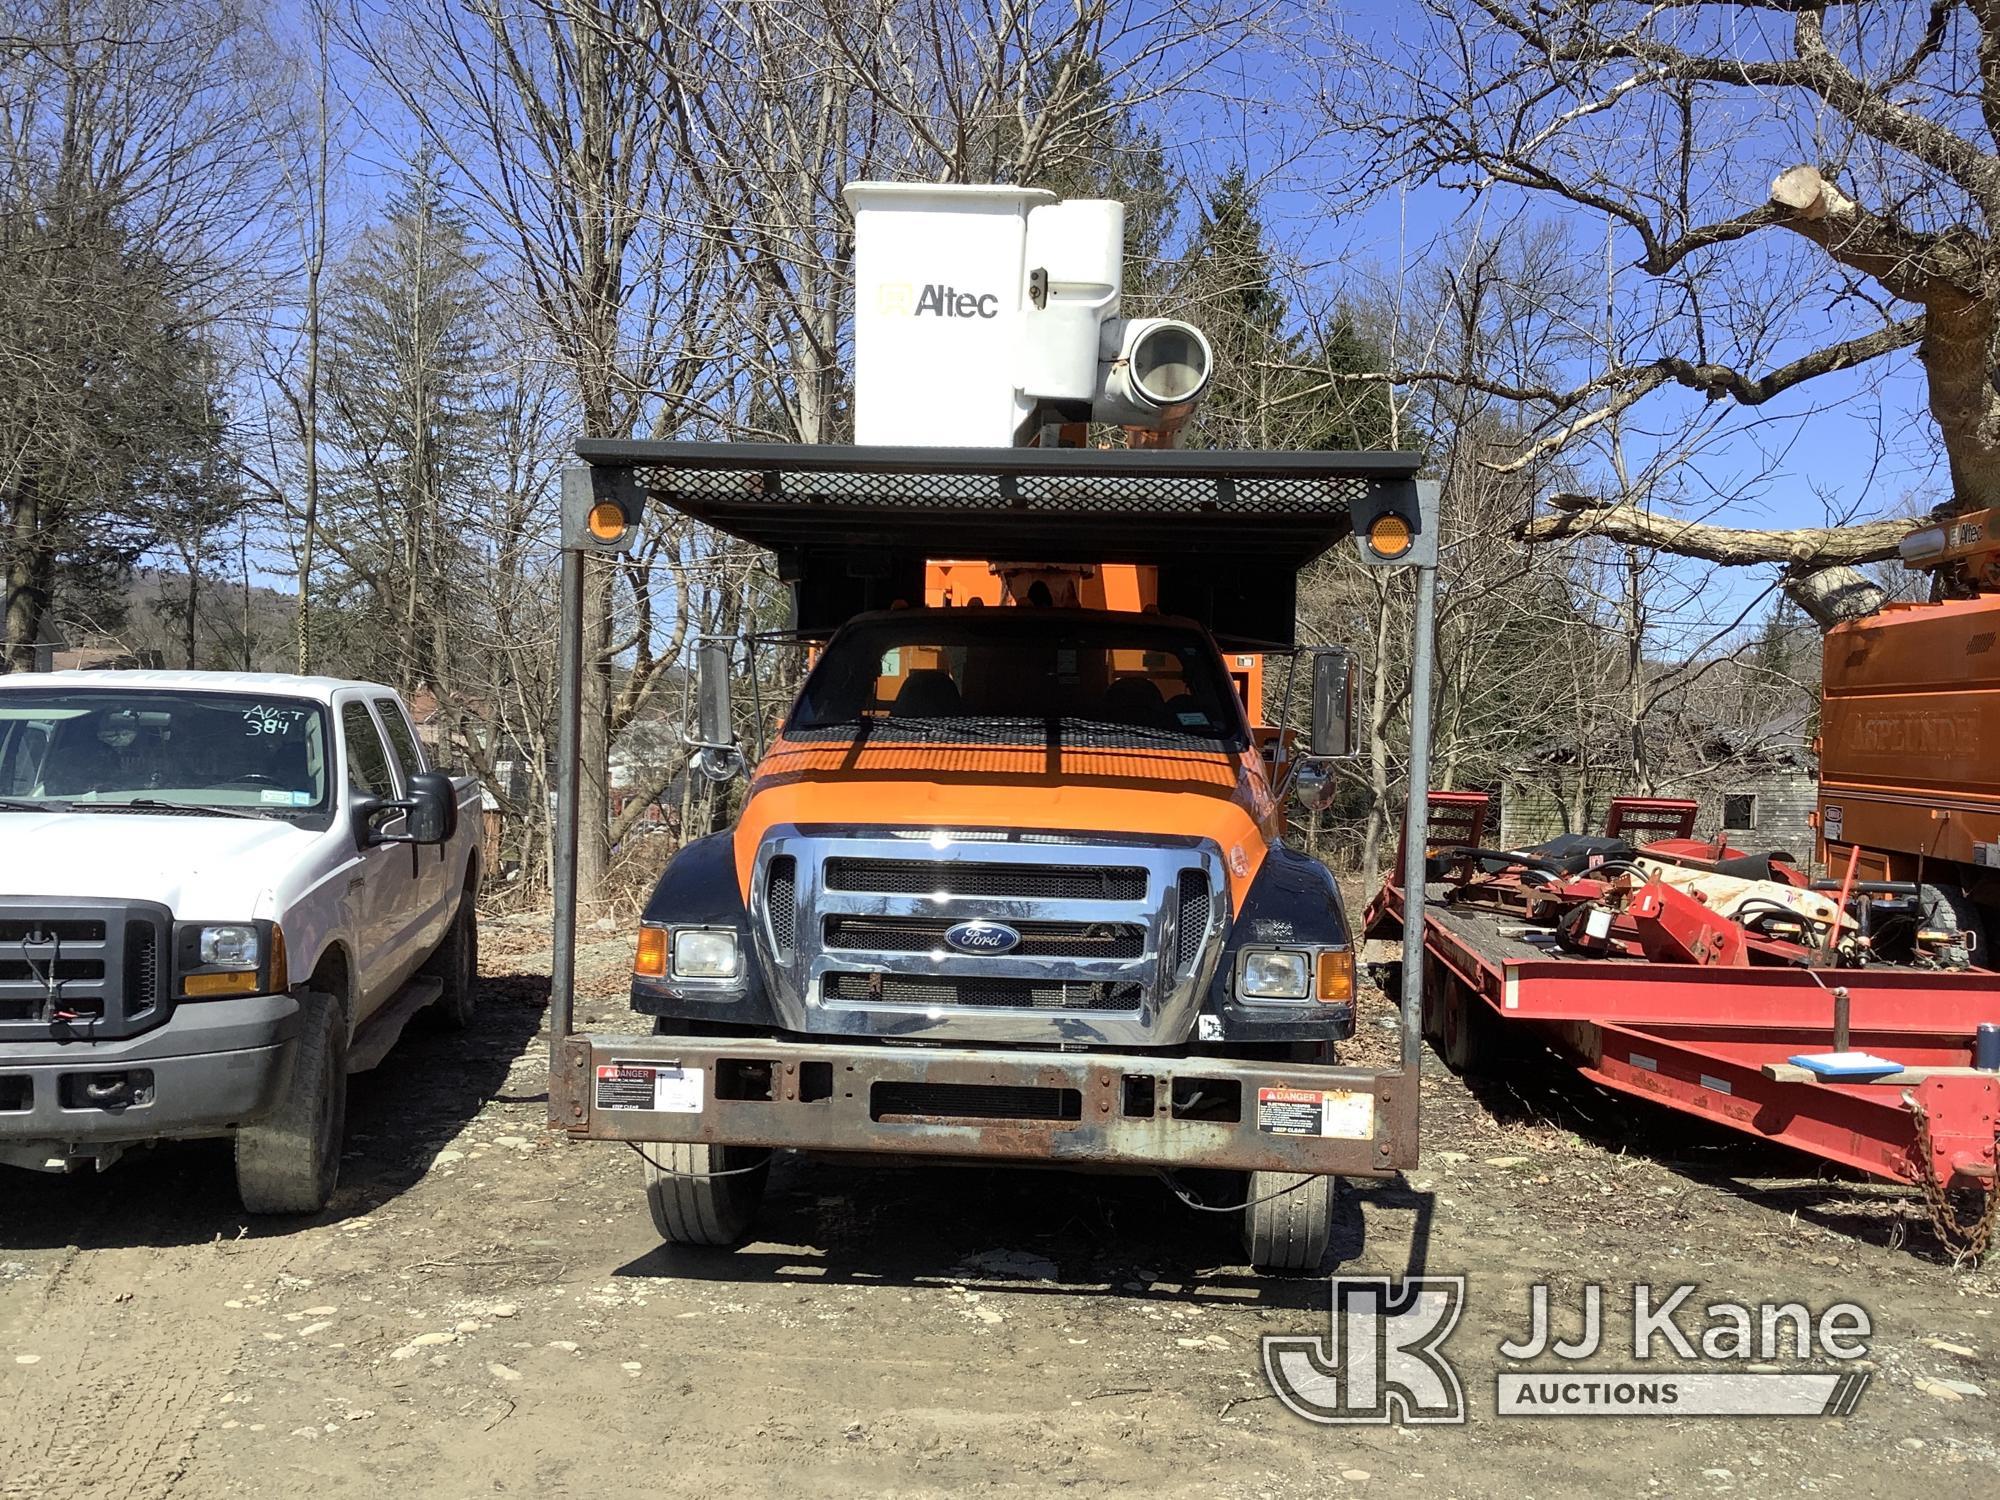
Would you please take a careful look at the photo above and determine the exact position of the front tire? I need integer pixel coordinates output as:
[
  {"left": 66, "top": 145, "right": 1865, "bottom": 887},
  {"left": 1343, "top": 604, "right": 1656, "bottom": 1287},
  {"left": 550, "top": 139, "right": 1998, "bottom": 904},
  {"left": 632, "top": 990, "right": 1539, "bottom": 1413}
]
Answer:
[
  {"left": 642, "top": 1142, "right": 770, "bottom": 1246},
  {"left": 1243, "top": 1170, "right": 1334, "bottom": 1272},
  {"left": 235, "top": 990, "right": 346, "bottom": 1215}
]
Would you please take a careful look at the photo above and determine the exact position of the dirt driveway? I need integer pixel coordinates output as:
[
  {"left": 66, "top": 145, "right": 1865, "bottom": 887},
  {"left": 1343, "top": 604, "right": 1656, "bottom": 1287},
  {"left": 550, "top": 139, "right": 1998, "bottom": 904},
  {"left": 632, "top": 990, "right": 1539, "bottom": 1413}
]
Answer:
[{"left": 3, "top": 928, "right": 1997, "bottom": 1498}]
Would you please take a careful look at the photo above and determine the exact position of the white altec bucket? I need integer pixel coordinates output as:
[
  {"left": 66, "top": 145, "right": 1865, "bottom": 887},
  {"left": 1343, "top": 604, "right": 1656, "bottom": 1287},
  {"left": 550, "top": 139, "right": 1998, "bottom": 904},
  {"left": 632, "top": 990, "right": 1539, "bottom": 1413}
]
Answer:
[
  {"left": 843, "top": 181, "right": 1209, "bottom": 447},
  {"left": 843, "top": 182, "right": 1051, "bottom": 447}
]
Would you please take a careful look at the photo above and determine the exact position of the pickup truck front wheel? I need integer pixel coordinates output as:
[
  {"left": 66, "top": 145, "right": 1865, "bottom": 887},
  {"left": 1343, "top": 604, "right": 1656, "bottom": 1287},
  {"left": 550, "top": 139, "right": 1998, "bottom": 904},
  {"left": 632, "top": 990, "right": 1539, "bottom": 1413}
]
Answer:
[
  {"left": 234, "top": 990, "right": 346, "bottom": 1215},
  {"left": 642, "top": 1142, "right": 769, "bottom": 1246}
]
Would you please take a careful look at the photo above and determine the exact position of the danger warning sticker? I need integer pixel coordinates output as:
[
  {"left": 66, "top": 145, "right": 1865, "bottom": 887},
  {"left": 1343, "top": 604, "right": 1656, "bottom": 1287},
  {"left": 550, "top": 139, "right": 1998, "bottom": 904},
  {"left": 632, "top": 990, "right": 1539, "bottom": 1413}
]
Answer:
[
  {"left": 1256, "top": 1086, "right": 1374, "bottom": 1140},
  {"left": 595, "top": 1063, "right": 704, "bottom": 1114}
]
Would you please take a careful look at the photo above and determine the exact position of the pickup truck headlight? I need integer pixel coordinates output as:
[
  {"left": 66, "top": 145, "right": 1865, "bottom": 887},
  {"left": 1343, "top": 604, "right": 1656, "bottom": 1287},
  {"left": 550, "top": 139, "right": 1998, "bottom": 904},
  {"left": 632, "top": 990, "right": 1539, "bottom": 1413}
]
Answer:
[
  {"left": 671, "top": 929, "right": 739, "bottom": 980},
  {"left": 175, "top": 921, "right": 284, "bottom": 998},
  {"left": 198, "top": 925, "right": 260, "bottom": 969},
  {"left": 1236, "top": 949, "right": 1311, "bottom": 1001}
]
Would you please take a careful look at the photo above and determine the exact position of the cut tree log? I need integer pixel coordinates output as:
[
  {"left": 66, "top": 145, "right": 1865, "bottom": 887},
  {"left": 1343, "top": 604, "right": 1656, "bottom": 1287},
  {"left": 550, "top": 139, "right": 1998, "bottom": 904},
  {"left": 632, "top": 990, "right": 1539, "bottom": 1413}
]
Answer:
[
  {"left": 1521, "top": 493, "right": 1916, "bottom": 567},
  {"left": 1519, "top": 494, "right": 1909, "bottom": 626}
]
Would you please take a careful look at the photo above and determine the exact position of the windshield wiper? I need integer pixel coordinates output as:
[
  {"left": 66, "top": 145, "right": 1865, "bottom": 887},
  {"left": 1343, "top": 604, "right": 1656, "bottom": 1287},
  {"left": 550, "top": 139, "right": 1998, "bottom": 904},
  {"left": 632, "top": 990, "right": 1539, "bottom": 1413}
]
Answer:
[
  {"left": 67, "top": 798, "right": 269, "bottom": 821},
  {"left": 0, "top": 796, "right": 62, "bottom": 812}
]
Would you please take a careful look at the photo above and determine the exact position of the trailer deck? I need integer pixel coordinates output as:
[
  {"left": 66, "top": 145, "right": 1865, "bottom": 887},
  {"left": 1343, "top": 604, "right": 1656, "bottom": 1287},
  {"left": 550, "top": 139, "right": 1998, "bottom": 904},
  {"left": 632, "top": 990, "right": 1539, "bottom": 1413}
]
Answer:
[{"left": 1364, "top": 795, "right": 2000, "bottom": 1257}]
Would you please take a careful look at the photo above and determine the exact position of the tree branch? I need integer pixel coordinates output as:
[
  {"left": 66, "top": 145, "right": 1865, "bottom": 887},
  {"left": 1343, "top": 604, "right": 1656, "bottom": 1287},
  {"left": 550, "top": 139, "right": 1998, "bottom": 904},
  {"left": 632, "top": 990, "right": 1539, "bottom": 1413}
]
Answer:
[{"left": 1520, "top": 493, "right": 1918, "bottom": 566}]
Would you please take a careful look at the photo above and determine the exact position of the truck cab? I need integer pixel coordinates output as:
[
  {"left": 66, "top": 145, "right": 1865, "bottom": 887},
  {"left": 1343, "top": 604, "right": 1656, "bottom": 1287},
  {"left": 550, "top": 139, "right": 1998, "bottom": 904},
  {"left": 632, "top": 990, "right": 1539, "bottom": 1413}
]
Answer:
[
  {"left": 0, "top": 671, "right": 484, "bottom": 1212},
  {"left": 639, "top": 600, "right": 1351, "bottom": 1050}
]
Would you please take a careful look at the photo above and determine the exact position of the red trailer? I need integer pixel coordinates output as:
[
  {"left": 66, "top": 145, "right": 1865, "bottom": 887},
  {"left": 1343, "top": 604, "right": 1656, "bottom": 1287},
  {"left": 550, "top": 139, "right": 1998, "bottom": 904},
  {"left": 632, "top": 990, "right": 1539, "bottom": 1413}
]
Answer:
[{"left": 1365, "top": 793, "right": 2000, "bottom": 1258}]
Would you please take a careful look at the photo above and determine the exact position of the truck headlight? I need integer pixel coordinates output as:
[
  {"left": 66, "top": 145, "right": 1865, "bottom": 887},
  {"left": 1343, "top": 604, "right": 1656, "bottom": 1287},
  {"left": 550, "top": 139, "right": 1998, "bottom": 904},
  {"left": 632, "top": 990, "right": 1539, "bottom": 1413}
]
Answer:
[
  {"left": 199, "top": 925, "right": 260, "bottom": 969},
  {"left": 176, "top": 921, "right": 282, "bottom": 999},
  {"left": 1237, "top": 949, "right": 1310, "bottom": 1001},
  {"left": 671, "top": 929, "right": 739, "bottom": 980}
]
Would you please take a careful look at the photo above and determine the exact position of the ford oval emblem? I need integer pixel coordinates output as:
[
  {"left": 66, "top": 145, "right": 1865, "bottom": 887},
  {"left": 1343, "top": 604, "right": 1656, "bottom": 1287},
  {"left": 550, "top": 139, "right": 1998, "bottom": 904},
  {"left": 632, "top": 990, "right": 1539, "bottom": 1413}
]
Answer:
[{"left": 944, "top": 920, "right": 1020, "bottom": 954}]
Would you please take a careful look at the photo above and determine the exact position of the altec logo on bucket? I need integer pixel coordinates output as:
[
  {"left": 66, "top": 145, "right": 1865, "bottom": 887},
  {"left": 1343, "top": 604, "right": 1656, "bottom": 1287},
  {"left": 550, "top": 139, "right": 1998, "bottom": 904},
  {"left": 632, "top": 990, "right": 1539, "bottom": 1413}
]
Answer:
[
  {"left": 1262, "top": 1279, "right": 1873, "bottom": 1424},
  {"left": 876, "top": 281, "right": 1000, "bottom": 319}
]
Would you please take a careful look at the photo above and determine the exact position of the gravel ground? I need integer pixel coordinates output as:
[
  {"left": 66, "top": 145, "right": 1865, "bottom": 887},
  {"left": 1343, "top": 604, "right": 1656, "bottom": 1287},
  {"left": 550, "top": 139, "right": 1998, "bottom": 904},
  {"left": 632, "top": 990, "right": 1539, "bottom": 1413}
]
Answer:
[{"left": 2, "top": 914, "right": 1997, "bottom": 1498}]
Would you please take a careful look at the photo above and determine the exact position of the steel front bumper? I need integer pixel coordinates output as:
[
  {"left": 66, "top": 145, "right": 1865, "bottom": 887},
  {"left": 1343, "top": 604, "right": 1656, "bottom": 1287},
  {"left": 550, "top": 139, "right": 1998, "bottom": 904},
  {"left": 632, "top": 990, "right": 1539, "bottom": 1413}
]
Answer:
[
  {"left": 0, "top": 994, "right": 301, "bottom": 1170},
  {"left": 553, "top": 1033, "right": 1416, "bottom": 1176}
]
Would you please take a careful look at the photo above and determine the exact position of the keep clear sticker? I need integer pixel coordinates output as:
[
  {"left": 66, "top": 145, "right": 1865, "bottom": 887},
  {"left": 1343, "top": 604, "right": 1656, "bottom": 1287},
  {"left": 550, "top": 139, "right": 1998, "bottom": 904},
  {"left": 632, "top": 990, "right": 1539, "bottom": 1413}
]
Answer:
[
  {"left": 595, "top": 1063, "right": 704, "bottom": 1113},
  {"left": 1257, "top": 1087, "right": 1375, "bottom": 1139}
]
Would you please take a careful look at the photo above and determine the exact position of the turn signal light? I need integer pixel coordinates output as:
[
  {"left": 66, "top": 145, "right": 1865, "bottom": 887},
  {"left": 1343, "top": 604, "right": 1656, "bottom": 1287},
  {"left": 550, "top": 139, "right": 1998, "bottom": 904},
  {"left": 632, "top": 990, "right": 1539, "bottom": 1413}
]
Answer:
[
  {"left": 1316, "top": 949, "right": 1355, "bottom": 1003},
  {"left": 634, "top": 925, "right": 668, "bottom": 978},
  {"left": 183, "top": 971, "right": 259, "bottom": 998}
]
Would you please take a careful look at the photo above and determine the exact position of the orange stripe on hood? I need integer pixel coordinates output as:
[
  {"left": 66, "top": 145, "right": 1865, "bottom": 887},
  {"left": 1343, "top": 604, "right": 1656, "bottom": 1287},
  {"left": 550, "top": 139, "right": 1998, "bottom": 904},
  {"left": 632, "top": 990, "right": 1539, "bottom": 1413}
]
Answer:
[{"left": 732, "top": 736, "right": 1281, "bottom": 908}]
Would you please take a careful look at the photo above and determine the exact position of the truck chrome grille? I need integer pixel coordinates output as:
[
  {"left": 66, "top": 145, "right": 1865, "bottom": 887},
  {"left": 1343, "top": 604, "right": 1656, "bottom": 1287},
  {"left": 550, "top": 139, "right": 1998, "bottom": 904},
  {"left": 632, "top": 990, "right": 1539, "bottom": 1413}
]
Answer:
[
  {"left": 824, "top": 972, "right": 1144, "bottom": 1011},
  {"left": 823, "top": 858, "right": 1145, "bottom": 901},
  {"left": 753, "top": 829, "right": 1226, "bottom": 1046},
  {"left": 823, "top": 916, "right": 1145, "bottom": 958}
]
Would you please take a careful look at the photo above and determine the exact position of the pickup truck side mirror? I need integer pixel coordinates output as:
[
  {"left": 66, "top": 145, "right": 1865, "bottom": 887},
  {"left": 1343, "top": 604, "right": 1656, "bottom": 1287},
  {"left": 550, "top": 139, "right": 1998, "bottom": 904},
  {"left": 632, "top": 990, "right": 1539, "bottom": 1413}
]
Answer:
[
  {"left": 352, "top": 770, "right": 458, "bottom": 849},
  {"left": 1309, "top": 647, "right": 1358, "bottom": 760}
]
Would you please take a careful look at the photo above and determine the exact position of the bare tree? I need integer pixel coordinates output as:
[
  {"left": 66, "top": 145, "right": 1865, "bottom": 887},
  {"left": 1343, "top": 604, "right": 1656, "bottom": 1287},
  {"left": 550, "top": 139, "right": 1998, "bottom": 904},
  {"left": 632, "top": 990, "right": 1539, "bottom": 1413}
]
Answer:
[
  {"left": 1315, "top": 1, "right": 2000, "bottom": 608},
  {"left": 349, "top": 0, "right": 733, "bottom": 907}
]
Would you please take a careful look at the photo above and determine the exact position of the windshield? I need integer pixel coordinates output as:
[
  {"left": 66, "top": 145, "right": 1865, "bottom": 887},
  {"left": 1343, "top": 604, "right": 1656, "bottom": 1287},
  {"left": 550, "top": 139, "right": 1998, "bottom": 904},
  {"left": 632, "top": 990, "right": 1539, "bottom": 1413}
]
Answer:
[
  {"left": 789, "top": 614, "right": 1249, "bottom": 750},
  {"left": 0, "top": 690, "right": 330, "bottom": 814}
]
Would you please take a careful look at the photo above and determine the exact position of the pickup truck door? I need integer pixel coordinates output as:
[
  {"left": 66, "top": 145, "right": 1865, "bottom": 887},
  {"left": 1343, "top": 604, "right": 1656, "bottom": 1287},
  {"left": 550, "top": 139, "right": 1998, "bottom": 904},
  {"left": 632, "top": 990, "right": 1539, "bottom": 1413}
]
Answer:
[
  {"left": 338, "top": 697, "right": 422, "bottom": 1013},
  {"left": 373, "top": 694, "right": 453, "bottom": 951}
]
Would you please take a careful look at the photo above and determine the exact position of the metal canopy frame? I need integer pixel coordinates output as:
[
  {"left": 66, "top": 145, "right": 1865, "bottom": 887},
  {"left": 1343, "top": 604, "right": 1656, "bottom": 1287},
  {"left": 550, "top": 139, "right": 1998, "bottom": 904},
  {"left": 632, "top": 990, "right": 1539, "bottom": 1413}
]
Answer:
[
  {"left": 548, "top": 441, "right": 1442, "bottom": 1180},
  {"left": 573, "top": 439, "right": 1425, "bottom": 567}
]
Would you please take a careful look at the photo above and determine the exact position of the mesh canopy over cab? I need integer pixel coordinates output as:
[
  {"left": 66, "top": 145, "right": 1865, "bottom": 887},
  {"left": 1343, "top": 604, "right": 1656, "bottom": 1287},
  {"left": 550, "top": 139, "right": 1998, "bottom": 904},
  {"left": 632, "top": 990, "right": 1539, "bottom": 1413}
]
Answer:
[{"left": 574, "top": 441, "right": 1425, "bottom": 645}]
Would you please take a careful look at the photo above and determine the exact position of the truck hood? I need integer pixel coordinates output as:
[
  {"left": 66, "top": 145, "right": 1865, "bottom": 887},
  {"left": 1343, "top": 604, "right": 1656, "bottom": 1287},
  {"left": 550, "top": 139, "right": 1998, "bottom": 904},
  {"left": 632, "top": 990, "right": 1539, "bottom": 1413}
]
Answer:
[
  {"left": 735, "top": 738, "right": 1280, "bottom": 909},
  {"left": 0, "top": 810, "right": 325, "bottom": 919}
]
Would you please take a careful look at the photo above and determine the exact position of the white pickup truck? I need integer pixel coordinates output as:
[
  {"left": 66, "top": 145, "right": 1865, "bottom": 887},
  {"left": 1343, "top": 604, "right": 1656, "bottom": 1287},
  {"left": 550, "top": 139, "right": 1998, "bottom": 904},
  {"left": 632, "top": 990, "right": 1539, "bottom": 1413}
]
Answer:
[{"left": 0, "top": 671, "right": 483, "bottom": 1213}]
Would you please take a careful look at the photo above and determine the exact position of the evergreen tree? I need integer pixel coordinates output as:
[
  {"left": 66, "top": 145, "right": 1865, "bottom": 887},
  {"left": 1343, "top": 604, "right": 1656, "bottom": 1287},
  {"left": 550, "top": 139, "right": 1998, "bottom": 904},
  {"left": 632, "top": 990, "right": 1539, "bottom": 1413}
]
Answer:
[
  {"left": 1, "top": 208, "right": 235, "bottom": 667},
  {"left": 1176, "top": 170, "right": 1405, "bottom": 453},
  {"left": 317, "top": 153, "right": 496, "bottom": 691}
]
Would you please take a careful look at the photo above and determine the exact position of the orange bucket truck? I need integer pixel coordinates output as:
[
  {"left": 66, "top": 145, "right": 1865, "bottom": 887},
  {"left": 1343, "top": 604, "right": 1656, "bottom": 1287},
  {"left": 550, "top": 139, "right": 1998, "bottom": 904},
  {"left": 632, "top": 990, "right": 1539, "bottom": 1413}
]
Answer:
[{"left": 543, "top": 183, "right": 1439, "bottom": 1270}]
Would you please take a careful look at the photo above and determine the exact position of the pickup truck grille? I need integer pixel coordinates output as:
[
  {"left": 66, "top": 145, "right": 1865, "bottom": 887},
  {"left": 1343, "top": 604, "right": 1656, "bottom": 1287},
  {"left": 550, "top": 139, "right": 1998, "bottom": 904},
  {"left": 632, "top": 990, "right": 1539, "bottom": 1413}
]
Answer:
[{"left": 0, "top": 900, "right": 172, "bottom": 1041}]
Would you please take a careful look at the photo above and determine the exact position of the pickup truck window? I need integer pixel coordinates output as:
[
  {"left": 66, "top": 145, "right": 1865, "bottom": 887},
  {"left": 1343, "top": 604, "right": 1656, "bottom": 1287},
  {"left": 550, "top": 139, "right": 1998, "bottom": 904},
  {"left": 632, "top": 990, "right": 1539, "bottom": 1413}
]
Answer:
[
  {"left": 789, "top": 614, "right": 1250, "bottom": 751},
  {"left": 0, "top": 690, "right": 329, "bottom": 812},
  {"left": 375, "top": 696, "right": 424, "bottom": 783},
  {"left": 341, "top": 702, "right": 396, "bottom": 797}
]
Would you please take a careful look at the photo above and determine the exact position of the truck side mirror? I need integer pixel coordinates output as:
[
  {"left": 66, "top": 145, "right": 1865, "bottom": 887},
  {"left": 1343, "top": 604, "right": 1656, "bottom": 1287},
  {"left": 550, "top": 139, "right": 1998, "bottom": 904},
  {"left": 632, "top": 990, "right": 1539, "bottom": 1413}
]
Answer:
[
  {"left": 1292, "top": 760, "right": 1338, "bottom": 813},
  {"left": 352, "top": 770, "right": 457, "bottom": 849},
  {"left": 403, "top": 771, "right": 458, "bottom": 845},
  {"left": 1309, "top": 648, "right": 1358, "bottom": 760},
  {"left": 694, "top": 640, "right": 742, "bottom": 782}
]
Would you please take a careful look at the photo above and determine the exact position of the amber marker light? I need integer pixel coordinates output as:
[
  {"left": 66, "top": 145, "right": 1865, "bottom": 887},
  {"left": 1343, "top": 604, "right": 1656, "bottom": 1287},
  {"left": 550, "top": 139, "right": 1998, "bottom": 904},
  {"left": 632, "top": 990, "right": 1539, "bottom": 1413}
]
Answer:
[
  {"left": 1365, "top": 513, "right": 1414, "bottom": 560},
  {"left": 634, "top": 925, "right": 668, "bottom": 977},
  {"left": 1317, "top": 949, "right": 1355, "bottom": 1003}
]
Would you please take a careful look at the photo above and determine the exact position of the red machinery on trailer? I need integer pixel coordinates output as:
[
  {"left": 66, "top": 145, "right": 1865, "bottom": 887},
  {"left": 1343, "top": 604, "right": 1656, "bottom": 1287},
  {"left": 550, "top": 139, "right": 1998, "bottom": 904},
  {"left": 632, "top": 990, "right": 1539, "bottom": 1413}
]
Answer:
[{"left": 1364, "top": 793, "right": 2000, "bottom": 1256}]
